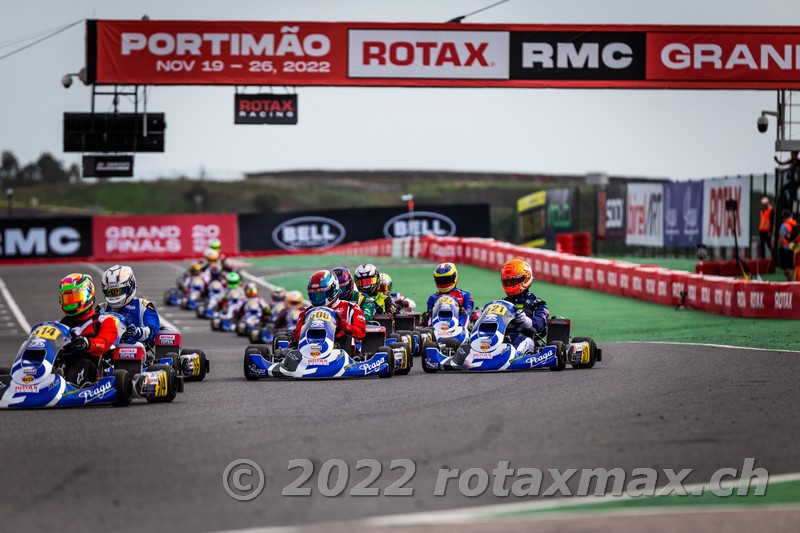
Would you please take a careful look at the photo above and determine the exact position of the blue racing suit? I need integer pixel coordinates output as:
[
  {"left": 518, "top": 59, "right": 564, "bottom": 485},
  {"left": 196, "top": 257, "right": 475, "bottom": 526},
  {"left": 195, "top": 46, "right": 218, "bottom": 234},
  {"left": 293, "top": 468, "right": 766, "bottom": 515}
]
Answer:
[
  {"left": 425, "top": 288, "right": 474, "bottom": 327},
  {"left": 504, "top": 291, "right": 549, "bottom": 351},
  {"left": 101, "top": 298, "right": 161, "bottom": 346}
]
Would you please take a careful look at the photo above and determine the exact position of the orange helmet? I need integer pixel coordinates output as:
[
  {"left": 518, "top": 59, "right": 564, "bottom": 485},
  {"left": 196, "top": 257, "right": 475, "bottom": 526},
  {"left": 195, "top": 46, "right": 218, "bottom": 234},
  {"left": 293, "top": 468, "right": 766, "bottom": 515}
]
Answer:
[{"left": 500, "top": 257, "right": 533, "bottom": 297}]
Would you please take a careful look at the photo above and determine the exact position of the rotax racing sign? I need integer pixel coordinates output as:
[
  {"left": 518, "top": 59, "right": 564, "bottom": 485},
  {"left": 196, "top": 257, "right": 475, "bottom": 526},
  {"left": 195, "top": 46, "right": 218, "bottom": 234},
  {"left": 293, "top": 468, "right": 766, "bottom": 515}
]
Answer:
[{"left": 88, "top": 20, "right": 800, "bottom": 89}]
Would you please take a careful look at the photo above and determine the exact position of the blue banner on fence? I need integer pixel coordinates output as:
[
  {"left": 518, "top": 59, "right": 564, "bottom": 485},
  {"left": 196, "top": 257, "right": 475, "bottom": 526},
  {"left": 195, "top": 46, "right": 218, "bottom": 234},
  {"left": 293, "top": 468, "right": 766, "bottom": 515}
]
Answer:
[{"left": 663, "top": 181, "right": 703, "bottom": 247}]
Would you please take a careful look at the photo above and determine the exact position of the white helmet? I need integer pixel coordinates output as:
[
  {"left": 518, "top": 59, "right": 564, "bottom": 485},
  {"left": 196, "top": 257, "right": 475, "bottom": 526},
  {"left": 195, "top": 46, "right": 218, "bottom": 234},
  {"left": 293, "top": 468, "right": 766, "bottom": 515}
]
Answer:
[{"left": 102, "top": 264, "right": 137, "bottom": 308}]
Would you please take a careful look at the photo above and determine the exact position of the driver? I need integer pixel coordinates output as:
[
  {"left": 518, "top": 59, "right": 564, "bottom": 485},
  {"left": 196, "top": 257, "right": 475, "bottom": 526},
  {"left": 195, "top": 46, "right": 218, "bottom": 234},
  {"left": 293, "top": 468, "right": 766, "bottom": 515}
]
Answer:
[
  {"left": 100, "top": 265, "right": 161, "bottom": 347},
  {"left": 424, "top": 263, "right": 473, "bottom": 327},
  {"left": 294, "top": 270, "right": 366, "bottom": 355},
  {"left": 57, "top": 273, "right": 120, "bottom": 386},
  {"left": 501, "top": 257, "right": 549, "bottom": 354}
]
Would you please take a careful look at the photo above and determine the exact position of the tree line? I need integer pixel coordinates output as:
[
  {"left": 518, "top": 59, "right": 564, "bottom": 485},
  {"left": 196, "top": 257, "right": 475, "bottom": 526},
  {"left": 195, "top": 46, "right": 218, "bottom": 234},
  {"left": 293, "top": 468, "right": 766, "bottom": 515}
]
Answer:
[{"left": 0, "top": 150, "right": 79, "bottom": 184}]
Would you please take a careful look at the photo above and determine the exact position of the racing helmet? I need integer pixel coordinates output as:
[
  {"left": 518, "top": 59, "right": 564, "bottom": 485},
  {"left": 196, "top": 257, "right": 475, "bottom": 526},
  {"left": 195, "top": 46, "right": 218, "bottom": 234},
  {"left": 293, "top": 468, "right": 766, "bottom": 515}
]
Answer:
[
  {"left": 226, "top": 271, "right": 241, "bottom": 289},
  {"left": 287, "top": 290, "right": 303, "bottom": 307},
  {"left": 190, "top": 276, "right": 206, "bottom": 292},
  {"left": 59, "top": 273, "right": 95, "bottom": 317},
  {"left": 331, "top": 266, "right": 355, "bottom": 299},
  {"left": 244, "top": 282, "right": 258, "bottom": 298},
  {"left": 209, "top": 262, "right": 223, "bottom": 279},
  {"left": 378, "top": 273, "right": 393, "bottom": 294},
  {"left": 354, "top": 263, "right": 380, "bottom": 295},
  {"left": 208, "top": 280, "right": 224, "bottom": 294},
  {"left": 307, "top": 270, "right": 339, "bottom": 307},
  {"left": 501, "top": 257, "right": 533, "bottom": 297},
  {"left": 189, "top": 262, "right": 203, "bottom": 275},
  {"left": 271, "top": 287, "right": 287, "bottom": 303},
  {"left": 434, "top": 263, "right": 458, "bottom": 293},
  {"left": 101, "top": 264, "right": 137, "bottom": 308},
  {"left": 208, "top": 238, "right": 222, "bottom": 252},
  {"left": 204, "top": 249, "right": 220, "bottom": 263}
]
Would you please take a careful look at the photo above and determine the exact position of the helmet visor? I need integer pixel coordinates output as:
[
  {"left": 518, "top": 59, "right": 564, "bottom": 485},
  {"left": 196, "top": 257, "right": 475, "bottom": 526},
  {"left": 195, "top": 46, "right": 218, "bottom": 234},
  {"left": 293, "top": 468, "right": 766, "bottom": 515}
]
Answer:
[
  {"left": 435, "top": 273, "right": 457, "bottom": 287},
  {"left": 501, "top": 274, "right": 528, "bottom": 287},
  {"left": 103, "top": 286, "right": 126, "bottom": 298},
  {"left": 356, "top": 275, "right": 379, "bottom": 288},
  {"left": 59, "top": 289, "right": 85, "bottom": 306},
  {"left": 308, "top": 287, "right": 332, "bottom": 306}
]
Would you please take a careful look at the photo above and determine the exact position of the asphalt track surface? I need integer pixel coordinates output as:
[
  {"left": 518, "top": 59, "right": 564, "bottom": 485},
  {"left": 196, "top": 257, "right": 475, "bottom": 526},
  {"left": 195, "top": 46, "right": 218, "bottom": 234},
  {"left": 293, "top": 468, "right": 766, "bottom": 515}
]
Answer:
[{"left": 1, "top": 260, "right": 799, "bottom": 532}]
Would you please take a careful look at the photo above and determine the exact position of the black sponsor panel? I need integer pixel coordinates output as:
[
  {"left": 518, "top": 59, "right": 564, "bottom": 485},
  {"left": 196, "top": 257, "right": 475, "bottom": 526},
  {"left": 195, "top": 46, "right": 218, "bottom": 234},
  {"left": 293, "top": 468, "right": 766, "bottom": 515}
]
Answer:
[
  {"left": 545, "top": 188, "right": 576, "bottom": 246},
  {"left": 64, "top": 112, "right": 165, "bottom": 152},
  {"left": 510, "top": 31, "right": 646, "bottom": 80},
  {"left": 0, "top": 217, "right": 92, "bottom": 259},
  {"left": 597, "top": 184, "right": 626, "bottom": 241},
  {"left": 239, "top": 204, "right": 490, "bottom": 252},
  {"left": 82, "top": 155, "right": 134, "bottom": 178},
  {"left": 235, "top": 94, "right": 298, "bottom": 125}
]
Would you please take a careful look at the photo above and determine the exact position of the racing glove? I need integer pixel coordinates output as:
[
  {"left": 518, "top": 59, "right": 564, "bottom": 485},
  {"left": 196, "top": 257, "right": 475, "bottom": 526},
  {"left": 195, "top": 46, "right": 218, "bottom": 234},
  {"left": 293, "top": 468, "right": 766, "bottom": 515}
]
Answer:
[
  {"left": 125, "top": 324, "right": 151, "bottom": 342},
  {"left": 70, "top": 335, "right": 90, "bottom": 352},
  {"left": 513, "top": 308, "right": 533, "bottom": 330}
]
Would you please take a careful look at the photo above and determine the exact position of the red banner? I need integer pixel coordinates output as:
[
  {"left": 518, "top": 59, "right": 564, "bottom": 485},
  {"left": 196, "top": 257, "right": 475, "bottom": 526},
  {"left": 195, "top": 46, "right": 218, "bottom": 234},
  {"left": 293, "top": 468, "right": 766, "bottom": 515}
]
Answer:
[
  {"left": 90, "top": 20, "right": 800, "bottom": 89},
  {"left": 92, "top": 214, "right": 238, "bottom": 261}
]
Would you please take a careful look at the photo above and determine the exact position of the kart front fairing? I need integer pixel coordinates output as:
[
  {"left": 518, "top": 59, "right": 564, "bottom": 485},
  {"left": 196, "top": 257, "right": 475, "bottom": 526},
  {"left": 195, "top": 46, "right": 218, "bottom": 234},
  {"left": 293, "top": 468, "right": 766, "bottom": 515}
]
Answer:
[
  {"left": 245, "top": 307, "right": 390, "bottom": 379},
  {"left": 424, "top": 300, "right": 558, "bottom": 372},
  {"left": 431, "top": 296, "right": 466, "bottom": 341}
]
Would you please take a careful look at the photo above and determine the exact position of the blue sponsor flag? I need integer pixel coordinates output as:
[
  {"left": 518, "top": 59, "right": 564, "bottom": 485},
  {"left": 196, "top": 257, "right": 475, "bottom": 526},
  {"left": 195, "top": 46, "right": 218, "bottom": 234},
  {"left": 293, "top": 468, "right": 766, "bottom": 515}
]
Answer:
[{"left": 663, "top": 182, "right": 703, "bottom": 247}]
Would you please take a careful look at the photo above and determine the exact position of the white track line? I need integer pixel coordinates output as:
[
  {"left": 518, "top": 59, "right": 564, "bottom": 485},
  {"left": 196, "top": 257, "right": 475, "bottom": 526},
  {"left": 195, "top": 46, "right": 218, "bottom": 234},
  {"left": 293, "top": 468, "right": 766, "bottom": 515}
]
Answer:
[
  {"left": 82, "top": 262, "right": 177, "bottom": 330},
  {"left": 615, "top": 341, "right": 800, "bottom": 354},
  {"left": 0, "top": 276, "right": 31, "bottom": 332}
]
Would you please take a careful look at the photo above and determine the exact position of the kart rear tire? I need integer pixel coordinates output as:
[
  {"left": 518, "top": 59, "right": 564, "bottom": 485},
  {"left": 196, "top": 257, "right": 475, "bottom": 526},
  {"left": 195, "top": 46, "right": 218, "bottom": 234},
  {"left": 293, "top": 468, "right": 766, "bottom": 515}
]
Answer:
[
  {"left": 422, "top": 342, "right": 439, "bottom": 373},
  {"left": 196, "top": 305, "right": 206, "bottom": 319},
  {"left": 570, "top": 337, "right": 597, "bottom": 369},
  {"left": 395, "top": 330, "right": 415, "bottom": 357},
  {"left": 164, "top": 351, "right": 181, "bottom": 374},
  {"left": 389, "top": 342, "right": 411, "bottom": 376},
  {"left": 377, "top": 347, "right": 394, "bottom": 378},
  {"left": 249, "top": 328, "right": 261, "bottom": 343},
  {"left": 112, "top": 369, "right": 133, "bottom": 407},
  {"left": 146, "top": 364, "right": 178, "bottom": 403},
  {"left": 547, "top": 341, "right": 567, "bottom": 372},
  {"left": 181, "top": 348, "right": 208, "bottom": 382}
]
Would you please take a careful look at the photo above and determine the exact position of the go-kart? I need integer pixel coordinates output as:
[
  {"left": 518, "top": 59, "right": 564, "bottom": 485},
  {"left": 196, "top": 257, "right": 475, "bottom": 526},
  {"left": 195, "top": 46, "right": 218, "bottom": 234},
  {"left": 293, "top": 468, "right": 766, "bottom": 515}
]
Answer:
[
  {"left": 196, "top": 281, "right": 225, "bottom": 320},
  {"left": 236, "top": 300, "right": 265, "bottom": 337},
  {"left": 422, "top": 300, "right": 601, "bottom": 373},
  {"left": 417, "top": 295, "right": 468, "bottom": 356},
  {"left": 153, "top": 328, "right": 209, "bottom": 382},
  {"left": 373, "top": 312, "right": 431, "bottom": 359},
  {"left": 0, "top": 318, "right": 182, "bottom": 409},
  {"left": 243, "top": 306, "right": 394, "bottom": 380},
  {"left": 250, "top": 307, "right": 301, "bottom": 344},
  {"left": 180, "top": 275, "right": 206, "bottom": 310}
]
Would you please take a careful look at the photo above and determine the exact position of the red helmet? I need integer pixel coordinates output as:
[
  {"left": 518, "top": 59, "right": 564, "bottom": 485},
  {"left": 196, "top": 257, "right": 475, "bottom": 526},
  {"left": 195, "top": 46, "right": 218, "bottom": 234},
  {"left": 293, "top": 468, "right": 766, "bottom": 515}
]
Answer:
[{"left": 307, "top": 270, "right": 339, "bottom": 307}]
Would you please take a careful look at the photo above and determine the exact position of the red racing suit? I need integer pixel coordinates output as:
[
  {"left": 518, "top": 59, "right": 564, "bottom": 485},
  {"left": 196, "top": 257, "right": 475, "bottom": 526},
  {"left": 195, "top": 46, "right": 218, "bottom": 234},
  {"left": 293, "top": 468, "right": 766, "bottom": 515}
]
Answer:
[
  {"left": 294, "top": 300, "right": 366, "bottom": 343},
  {"left": 60, "top": 310, "right": 120, "bottom": 358}
]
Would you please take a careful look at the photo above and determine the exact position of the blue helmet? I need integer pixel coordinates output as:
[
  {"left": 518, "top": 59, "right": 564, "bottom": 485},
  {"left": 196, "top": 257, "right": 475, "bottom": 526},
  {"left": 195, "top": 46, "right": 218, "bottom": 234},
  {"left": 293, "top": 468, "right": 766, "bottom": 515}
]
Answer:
[{"left": 331, "top": 266, "right": 355, "bottom": 300}]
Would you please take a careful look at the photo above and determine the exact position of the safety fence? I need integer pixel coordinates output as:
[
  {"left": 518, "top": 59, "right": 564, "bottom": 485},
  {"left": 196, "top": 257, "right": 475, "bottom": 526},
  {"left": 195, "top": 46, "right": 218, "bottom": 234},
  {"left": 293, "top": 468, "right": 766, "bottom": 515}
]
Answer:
[{"left": 330, "top": 236, "right": 800, "bottom": 320}]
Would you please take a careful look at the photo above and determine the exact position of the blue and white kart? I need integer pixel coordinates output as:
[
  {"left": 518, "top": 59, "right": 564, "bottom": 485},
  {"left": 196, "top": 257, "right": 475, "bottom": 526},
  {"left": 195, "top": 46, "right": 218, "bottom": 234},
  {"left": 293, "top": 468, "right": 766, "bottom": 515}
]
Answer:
[
  {"left": 422, "top": 300, "right": 600, "bottom": 373},
  {"left": 427, "top": 295, "right": 468, "bottom": 346},
  {"left": 243, "top": 306, "right": 394, "bottom": 380}
]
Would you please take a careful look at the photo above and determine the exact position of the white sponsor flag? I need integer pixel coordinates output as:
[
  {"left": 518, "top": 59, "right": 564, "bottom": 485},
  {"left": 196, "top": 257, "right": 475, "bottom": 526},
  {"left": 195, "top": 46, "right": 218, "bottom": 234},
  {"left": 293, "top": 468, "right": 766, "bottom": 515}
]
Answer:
[
  {"left": 702, "top": 177, "right": 750, "bottom": 247},
  {"left": 625, "top": 183, "right": 664, "bottom": 246}
]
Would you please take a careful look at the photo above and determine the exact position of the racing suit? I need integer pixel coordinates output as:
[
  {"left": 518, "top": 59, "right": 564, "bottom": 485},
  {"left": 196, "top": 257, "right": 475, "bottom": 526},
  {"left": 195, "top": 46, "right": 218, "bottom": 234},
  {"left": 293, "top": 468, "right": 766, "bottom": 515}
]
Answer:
[
  {"left": 101, "top": 298, "right": 161, "bottom": 347},
  {"left": 294, "top": 300, "right": 366, "bottom": 356},
  {"left": 344, "top": 289, "right": 377, "bottom": 322},
  {"left": 370, "top": 291, "right": 396, "bottom": 315},
  {"left": 58, "top": 310, "right": 121, "bottom": 386},
  {"left": 504, "top": 291, "right": 549, "bottom": 355},
  {"left": 425, "top": 288, "right": 474, "bottom": 327}
]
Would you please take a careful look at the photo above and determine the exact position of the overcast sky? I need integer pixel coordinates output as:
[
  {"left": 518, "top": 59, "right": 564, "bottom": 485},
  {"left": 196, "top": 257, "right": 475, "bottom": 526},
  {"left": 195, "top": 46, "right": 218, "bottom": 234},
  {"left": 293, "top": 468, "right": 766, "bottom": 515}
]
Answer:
[{"left": 0, "top": 0, "right": 797, "bottom": 181}]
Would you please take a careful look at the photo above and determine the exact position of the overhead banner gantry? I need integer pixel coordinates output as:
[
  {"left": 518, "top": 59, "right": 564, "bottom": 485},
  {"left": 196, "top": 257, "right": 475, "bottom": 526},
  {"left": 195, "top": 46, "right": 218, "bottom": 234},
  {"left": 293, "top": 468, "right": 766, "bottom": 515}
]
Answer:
[{"left": 86, "top": 19, "right": 800, "bottom": 89}]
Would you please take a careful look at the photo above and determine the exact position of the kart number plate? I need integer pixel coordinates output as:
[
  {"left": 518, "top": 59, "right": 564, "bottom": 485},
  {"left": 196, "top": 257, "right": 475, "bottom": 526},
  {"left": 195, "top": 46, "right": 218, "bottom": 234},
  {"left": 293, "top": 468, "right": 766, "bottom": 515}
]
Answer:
[{"left": 484, "top": 304, "right": 508, "bottom": 316}]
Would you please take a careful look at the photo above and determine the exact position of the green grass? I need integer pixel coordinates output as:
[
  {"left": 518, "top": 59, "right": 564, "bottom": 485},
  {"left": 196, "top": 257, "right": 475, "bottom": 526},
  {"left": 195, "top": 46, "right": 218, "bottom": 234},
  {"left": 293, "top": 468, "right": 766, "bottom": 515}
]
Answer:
[
  {"left": 487, "top": 479, "right": 800, "bottom": 518},
  {"left": 241, "top": 254, "right": 800, "bottom": 351}
]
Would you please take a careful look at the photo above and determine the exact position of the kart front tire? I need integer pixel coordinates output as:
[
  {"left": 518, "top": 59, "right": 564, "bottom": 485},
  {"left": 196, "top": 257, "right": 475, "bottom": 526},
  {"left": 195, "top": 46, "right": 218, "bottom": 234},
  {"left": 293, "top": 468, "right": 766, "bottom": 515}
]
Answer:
[
  {"left": 377, "top": 347, "right": 394, "bottom": 378},
  {"left": 440, "top": 337, "right": 460, "bottom": 355},
  {"left": 422, "top": 342, "right": 439, "bottom": 373},
  {"left": 112, "top": 369, "right": 133, "bottom": 407},
  {"left": 244, "top": 350, "right": 261, "bottom": 381},
  {"left": 547, "top": 341, "right": 567, "bottom": 372}
]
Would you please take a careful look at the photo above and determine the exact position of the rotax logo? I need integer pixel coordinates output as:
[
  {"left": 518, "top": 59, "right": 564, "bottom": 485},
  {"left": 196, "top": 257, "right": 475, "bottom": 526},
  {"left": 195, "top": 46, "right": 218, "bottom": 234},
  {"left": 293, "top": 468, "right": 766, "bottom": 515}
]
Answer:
[{"left": 271, "top": 216, "right": 346, "bottom": 251}]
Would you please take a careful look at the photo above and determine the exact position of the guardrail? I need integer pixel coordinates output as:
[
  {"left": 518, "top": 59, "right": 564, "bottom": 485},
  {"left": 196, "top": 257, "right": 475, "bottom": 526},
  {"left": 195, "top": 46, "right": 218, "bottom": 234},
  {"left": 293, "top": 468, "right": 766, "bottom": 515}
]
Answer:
[{"left": 330, "top": 236, "right": 800, "bottom": 320}]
